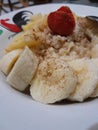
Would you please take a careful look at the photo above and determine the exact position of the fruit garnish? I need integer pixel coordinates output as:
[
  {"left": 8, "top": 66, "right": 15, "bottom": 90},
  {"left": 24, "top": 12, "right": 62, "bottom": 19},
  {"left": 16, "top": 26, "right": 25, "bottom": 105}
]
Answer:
[
  {"left": 57, "top": 6, "right": 72, "bottom": 14},
  {"left": 47, "top": 6, "right": 75, "bottom": 36}
]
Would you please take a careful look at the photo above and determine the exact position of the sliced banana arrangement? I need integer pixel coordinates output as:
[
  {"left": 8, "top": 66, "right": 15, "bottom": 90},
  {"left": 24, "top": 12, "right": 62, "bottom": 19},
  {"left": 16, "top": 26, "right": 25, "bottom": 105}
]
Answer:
[
  {"left": 0, "top": 6, "right": 98, "bottom": 104},
  {"left": 68, "top": 59, "right": 98, "bottom": 101},
  {"left": 0, "top": 49, "right": 22, "bottom": 75},
  {"left": 30, "top": 57, "right": 77, "bottom": 104},
  {"left": 7, "top": 46, "right": 39, "bottom": 91}
]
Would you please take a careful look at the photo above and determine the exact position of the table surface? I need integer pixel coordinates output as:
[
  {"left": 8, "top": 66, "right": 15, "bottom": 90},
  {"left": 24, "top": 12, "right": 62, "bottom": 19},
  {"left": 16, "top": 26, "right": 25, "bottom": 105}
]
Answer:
[
  {"left": 53, "top": 0, "right": 98, "bottom": 7},
  {"left": 0, "top": 0, "right": 98, "bottom": 16}
]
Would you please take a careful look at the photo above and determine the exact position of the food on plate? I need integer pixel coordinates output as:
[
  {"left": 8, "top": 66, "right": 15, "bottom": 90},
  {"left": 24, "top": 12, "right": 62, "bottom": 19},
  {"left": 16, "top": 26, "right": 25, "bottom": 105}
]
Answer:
[
  {"left": 0, "top": 6, "right": 98, "bottom": 104},
  {"left": 68, "top": 59, "right": 98, "bottom": 101},
  {"left": 0, "top": 49, "right": 22, "bottom": 75},
  {"left": 6, "top": 14, "right": 48, "bottom": 52},
  {"left": 6, "top": 30, "right": 41, "bottom": 52},
  {"left": 7, "top": 46, "right": 39, "bottom": 91},
  {"left": 47, "top": 6, "right": 75, "bottom": 36},
  {"left": 90, "top": 59, "right": 98, "bottom": 98},
  {"left": 30, "top": 55, "right": 77, "bottom": 103}
]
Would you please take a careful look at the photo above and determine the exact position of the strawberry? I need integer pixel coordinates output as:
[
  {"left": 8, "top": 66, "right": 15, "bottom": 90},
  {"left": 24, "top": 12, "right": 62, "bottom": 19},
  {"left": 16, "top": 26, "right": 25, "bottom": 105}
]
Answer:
[
  {"left": 47, "top": 6, "right": 75, "bottom": 36},
  {"left": 57, "top": 6, "right": 72, "bottom": 14}
]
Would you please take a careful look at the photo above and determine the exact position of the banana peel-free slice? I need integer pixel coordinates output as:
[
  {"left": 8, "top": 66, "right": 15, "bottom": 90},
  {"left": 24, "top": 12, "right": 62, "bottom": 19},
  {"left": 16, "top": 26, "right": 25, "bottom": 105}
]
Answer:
[
  {"left": 30, "top": 57, "right": 77, "bottom": 104},
  {"left": 91, "top": 44, "right": 98, "bottom": 58},
  {"left": 0, "top": 49, "right": 22, "bottom": 75},
  {"left": 7, "top": 46, "right": 39, "bottom": 91},
  {"left": 90, "top": 58, "right": 98, "bottom": 98},
  {"left": 68, "top": 58, "right": 98, "bottom": 102}
]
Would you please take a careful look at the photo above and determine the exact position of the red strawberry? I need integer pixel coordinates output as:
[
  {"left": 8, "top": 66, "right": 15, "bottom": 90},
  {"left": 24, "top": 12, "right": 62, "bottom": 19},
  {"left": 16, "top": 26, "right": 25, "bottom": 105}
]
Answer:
[
  {"left": 57, "top": 6, "right": 72, "bottom": 14},
  {"left": 47, "top": 6, "right": 75, "bottom": 36}
]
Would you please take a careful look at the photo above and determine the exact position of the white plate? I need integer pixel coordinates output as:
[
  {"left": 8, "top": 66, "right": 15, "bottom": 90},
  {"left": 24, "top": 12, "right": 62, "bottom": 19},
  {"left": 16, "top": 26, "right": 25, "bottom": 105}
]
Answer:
[{"left": 0, "top": 4, "right": 98, "bottom": 130}]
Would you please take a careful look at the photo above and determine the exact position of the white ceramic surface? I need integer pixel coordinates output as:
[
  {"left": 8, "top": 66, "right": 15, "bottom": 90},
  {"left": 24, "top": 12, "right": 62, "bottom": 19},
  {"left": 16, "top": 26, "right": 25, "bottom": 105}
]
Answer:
[{"left": 0, "top": 4, "right": 98, "bottom": 130}]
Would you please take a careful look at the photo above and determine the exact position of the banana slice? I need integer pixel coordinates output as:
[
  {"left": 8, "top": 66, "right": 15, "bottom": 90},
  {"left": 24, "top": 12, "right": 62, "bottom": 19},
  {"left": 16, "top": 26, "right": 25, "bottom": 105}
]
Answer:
[
  {"left": 91, "top": 44, "right": 98, "bottom": 58},
  {"left": 30, "top": 57, "right": 77, "bottom": 104},
  {"left": 7, "top": 46, "right": 39, "bottom": 91},
  {"left": 0, "top": 49, "right": 22, "bottom": 75},
  {"left": 68, "top": 58, "right": 98, "bottom": 102},
  {"left": 90, "top": 58, "right": 98, "bottom": 98}
]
